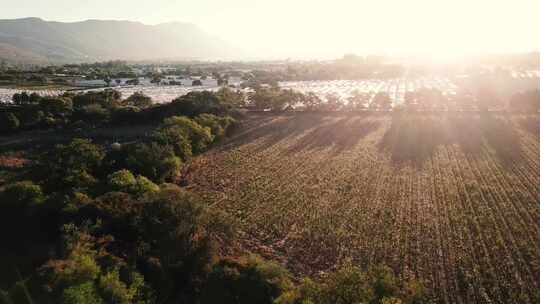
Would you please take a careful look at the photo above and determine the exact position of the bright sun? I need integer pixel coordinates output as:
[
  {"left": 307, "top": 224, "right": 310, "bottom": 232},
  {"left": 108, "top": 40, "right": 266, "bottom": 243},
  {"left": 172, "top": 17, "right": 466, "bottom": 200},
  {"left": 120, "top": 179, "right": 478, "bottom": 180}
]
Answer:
[{"left": 202, "top": 0, "right": 540, "bottom": 59}]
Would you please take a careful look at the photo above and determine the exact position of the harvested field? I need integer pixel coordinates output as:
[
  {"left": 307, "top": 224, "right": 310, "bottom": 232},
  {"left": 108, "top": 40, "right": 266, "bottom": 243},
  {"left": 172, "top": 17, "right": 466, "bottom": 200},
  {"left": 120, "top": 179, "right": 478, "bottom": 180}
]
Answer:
[{"left": 186, "top": 113, "right": 540, "bottom": 303}]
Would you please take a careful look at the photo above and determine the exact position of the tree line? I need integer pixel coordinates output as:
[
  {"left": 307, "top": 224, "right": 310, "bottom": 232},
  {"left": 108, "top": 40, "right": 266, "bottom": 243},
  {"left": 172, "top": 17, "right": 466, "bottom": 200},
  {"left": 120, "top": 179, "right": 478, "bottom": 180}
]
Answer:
[{"left": 247, "top": 86, "right": 540, "bottom": 113}]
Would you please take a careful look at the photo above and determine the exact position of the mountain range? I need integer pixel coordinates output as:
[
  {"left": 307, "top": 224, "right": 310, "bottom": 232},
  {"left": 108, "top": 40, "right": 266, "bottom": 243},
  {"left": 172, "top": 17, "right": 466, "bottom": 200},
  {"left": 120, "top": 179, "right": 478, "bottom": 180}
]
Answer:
[{"left": 0, "top": 17, "right": 237, "bottom": 64}]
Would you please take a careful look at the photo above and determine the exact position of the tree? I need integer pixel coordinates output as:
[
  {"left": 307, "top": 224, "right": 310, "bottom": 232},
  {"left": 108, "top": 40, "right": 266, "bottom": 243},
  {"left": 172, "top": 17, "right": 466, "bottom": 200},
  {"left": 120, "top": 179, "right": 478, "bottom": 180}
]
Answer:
[
  {"left": 152, "top": 127, "right": 193, "bottom": 161},
  {"left": 195, "top": 114, "right": 236, "bottom": 139},
  {"left": 167, "top": 91, "right": 226, "bottom": 117},
  {"left": 202, "top": 255, "right": 293, "bottom": 304},
  {"left": 39, "top": 139, "right": 105, "bottom": 189},
  {"left": 160, "top": 116, "right": 214, "bottom": 154},
  {"left": 125, "top": 142, "right": 182, "bottom": 182},
  {"left": 12, "top": 91, "right": 30, "bottom": 105},
  {"left": 216, "top": 87, "right": 245, "bottom": 107},
  {"left": 107, "top": 169, "right": 137, "bottom": 192},
  {"left": 73, "top": 90, "right": 122, "bottom": 109},
  {"left": 39, "top": 97, "right": 73, "bottom": 117},
  {"left": 78, "top": 104, "right": 110, "bottom": 126},
  {"left": 124, "top": 91, "right": 153, "bottom": 108},
  {"left": 249, "top": 88, "right": 275, "bottom": 110},
  {"left": 137, "top": 185, "right": 233, "bottom": 302},
  {"left": 29, "top": 92, "right": 42, "bottom": 104},
  {"left": 1, "top": 181, "right": 45, "bottom": 206}
]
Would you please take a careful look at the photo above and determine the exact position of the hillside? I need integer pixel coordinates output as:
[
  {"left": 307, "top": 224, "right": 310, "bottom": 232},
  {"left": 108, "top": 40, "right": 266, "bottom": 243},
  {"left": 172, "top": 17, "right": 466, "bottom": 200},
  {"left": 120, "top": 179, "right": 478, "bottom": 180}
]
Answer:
[
  {"left": 0, "top": 17, "right": 236, "bottom": 64},
  {"left": 186, "top": 113, "right": 540, "bottom": 303}
]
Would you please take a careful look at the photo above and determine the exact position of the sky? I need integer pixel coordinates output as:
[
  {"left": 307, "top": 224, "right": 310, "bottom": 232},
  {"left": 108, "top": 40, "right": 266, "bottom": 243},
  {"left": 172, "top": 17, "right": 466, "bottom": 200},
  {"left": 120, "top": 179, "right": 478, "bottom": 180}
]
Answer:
[{"left": 2, "top": 0, "right": 540, "bottom": 59}]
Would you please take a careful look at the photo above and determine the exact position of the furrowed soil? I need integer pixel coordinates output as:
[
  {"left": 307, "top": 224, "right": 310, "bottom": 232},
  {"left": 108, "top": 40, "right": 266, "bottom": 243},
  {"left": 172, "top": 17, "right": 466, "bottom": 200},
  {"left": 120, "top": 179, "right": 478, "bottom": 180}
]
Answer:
[{"left": 186, "top": 112, "right": 540, "bottom": 304}]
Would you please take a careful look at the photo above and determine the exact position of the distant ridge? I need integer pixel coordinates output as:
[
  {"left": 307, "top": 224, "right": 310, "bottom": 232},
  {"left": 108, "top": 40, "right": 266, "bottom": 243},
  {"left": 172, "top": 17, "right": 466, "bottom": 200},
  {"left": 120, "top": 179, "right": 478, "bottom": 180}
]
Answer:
[{"left": 0, "top": 17, "right": 237, "bottom": 64}]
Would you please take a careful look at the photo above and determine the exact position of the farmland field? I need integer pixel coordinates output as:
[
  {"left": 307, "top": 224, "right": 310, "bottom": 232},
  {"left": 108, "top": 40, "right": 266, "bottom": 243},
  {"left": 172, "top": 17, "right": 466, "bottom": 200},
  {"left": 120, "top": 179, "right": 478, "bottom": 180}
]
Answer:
[{"left": 186, "top": 113, "right": 540, "bottom": 303}]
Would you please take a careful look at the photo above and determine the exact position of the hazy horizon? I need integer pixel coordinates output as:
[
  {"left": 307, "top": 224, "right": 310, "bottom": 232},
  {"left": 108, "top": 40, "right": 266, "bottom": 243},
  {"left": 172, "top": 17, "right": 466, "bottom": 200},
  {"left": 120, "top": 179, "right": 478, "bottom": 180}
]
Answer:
[{"left": 3, "top": 0, "right": 540, "bottom": 60}]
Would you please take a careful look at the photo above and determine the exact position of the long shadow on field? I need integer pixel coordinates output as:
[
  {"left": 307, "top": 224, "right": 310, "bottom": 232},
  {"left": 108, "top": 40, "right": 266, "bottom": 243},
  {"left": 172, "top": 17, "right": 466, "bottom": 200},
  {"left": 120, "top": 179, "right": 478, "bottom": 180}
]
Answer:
[
  {"left": 451, "top": 115, "right": 525, "bottom": 166},
  {"left": 219, "top": 114, "right": 334, "bottom": 152},
  {"left": 286, "top": 117, "right": 380, "bottom": 155},
  {"left": 478, "top": 115, "right": 523, "bottom": 167},
  {"left": 519, "top": 116, "right": 540, "bottom": 142},
  {"left": 378, "top": 116, "right": 450, "bottom": 167}
]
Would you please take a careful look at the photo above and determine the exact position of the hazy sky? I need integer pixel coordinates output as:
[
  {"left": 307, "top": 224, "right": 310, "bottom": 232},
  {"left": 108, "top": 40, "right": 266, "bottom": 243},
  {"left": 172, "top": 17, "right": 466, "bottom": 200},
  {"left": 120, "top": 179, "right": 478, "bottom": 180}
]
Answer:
[{"left": 2, "top": 0, "right": 540, "bottom": 59}]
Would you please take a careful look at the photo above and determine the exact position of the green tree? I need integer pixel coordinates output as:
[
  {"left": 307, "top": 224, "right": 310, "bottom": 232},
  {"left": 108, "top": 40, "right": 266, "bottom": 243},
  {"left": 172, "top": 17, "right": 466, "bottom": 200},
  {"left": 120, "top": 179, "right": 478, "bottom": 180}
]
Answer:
[
  {"left": 39, "top": 139, "right": 105, "bottom": 189},
  {"left": 126, "top": 142, "right": 182, "bottom": 182},
  {"left": 124, "top": 91, "right": 153, "bottom": 108},
  {"left": 1, "top": 181, "right": 45, "bottom": 207},
  {"left": 107, "top": 169, "right": 137, "bottom": 192},
  {"left": 160, "top": 116, "right": 214, "bottom": 154},
  {"left": 202, "top": 255, "right": 293, "bottom": 304}
]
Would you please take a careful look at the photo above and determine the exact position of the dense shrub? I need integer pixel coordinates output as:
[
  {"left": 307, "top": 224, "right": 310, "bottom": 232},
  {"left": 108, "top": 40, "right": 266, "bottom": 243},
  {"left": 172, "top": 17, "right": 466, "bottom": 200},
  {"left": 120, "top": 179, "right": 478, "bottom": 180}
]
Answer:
[
  {"left": 1, "top": 181, "right": 46, "bottom": 207},
  {"left": 124, "top": 92, "right": 153, "bottom": 108},
  {"left": 160, "top": 116, "right": 214, "bottom": 154},
  {"left": 77, "top": 104, "right": 110, "bottom": 126},
  {"left": 125, "top": 142, "right": 183, "bottom": 182},
  {"left": 201, "top": 254, "right": 293, "bottom": 304},
  {"left": 275, "top": 265, "right": 425, "bottom": 304},
  {"left": 107, "top": 169, "right": 159, "bottom": 196},
  {"left": 166, "top": 91, "right": 227, "bottom": 117},
  {"left": 110, "top": 106, "right": 142, "bottom": 125},
  {"left": 38, "top": 139, "right": 105, "bottom": 189},
  {"left": 39, "top": 97, "right": 73, "bottom": 117},
  {"left": 134, "top": 185, "right": 229, "bottom": 302},
  {"left": 41, "top": 225, "right": 151, "bottom": 304},
  {"left": 107, "top": 169, "right": 137, "bottom": 192},
  {"left": 72, "top": 90, "right": 122, "bottom": 109},
  {"left": 152, "top": 127, "right": 193, "bottom": 161},
  {"left": 195, "top": 114, "right": 236, "bottom": 139}
]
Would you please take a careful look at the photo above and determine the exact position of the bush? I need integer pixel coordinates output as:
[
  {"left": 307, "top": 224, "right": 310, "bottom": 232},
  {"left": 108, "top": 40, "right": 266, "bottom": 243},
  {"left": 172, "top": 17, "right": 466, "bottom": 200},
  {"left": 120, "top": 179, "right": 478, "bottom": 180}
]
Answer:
[
  {"left": 98, "top": 269, "right": 145, "bottom": 304},
  {"left": 125, "top": 142, "right": 183, "bottom": 182},
  {"left": 72, "top": 90, "right": 122, "bottom": 109},
  {"left": 77, "top": 104, "right": 110, "bottom": 126},
  {"left": 107, "top": 169, "right": 137, "bottom": 192},
  {"left": 133, "top": 175, "right": 160, "bottom": 196},
  {"left": 39, "top": 139, "right": 105, "bottom": 189},
  {"left": 160, "top": 116, "right": 214, "bottom": 154},
  {"left": 110, "top": 106, "right": 141, "bottom": 125},
  {"left": 61, "top": 282, "right": 104, "bottom": 304},
  {"left": 1, "top": 181, "right": 45, "bottom": 207},
  {"left": 42, "top": 225, "right": 151, "bottom": 304},
  {"left": 275, "top": 265, "right": 426, "bottom": 304},
  {"left": 201, "top": 254, "right": 293, "bottom": 304},
  {"left": 152, "top": 127, "right": 193, "bottom": 161},
  {"left": 167, "top": 91, "right": 227, "bottom": 117},
  {"left": 39, "top": 97, "right": 73, "bottom": 117},
  {"left": 195, "top": 114, "right": 236, "bottom": 139},
  {"left": 124, "top": 92, "right": 153, "bottom": 108},
  {"left": 107, "top": 169, "right": 159, "bottom": 196}
]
